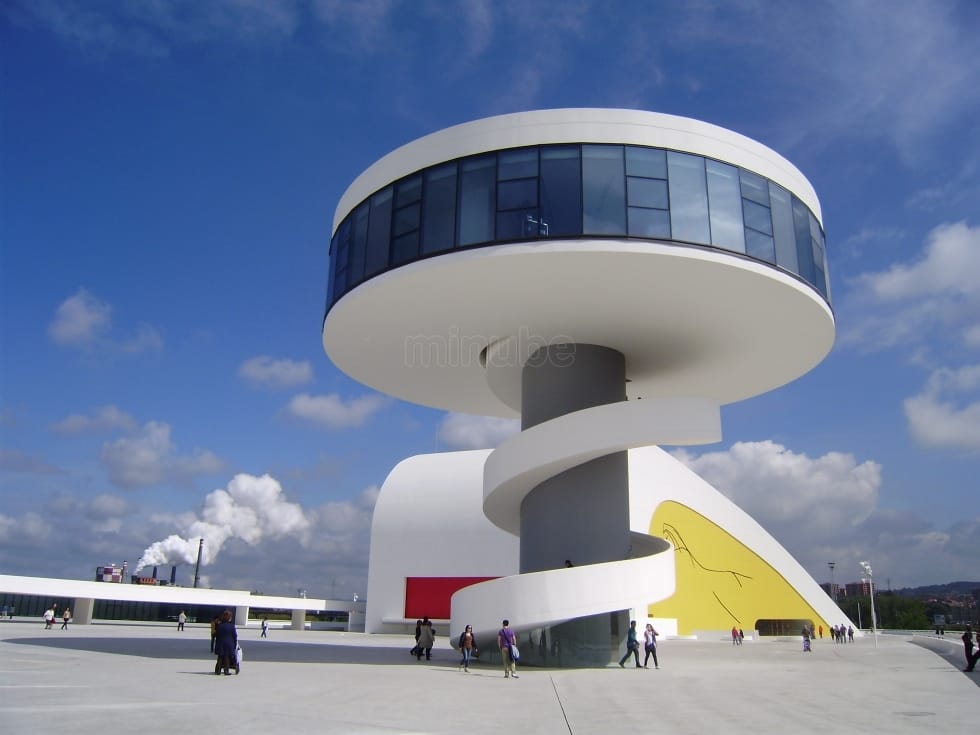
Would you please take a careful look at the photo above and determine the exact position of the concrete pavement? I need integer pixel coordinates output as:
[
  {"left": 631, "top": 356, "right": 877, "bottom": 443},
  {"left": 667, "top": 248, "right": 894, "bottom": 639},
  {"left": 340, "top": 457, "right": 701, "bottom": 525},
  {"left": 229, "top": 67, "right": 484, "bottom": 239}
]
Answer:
[{"left": 1, "top": 620, "right": 975, "bottom": 734}]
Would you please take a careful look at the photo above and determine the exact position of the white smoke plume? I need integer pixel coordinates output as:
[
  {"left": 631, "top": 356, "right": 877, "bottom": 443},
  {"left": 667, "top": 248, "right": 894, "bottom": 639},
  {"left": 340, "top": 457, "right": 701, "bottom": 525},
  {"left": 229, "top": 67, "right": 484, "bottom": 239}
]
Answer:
[{"left": 135, "top": 473, "right": 311, "bottom": 574}]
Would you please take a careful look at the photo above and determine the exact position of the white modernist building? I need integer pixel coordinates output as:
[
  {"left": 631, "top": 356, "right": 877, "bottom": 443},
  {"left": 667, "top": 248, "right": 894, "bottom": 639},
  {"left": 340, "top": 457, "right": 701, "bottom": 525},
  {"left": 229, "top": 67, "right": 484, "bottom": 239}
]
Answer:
[{"left": 323, "top": 109, "right": 850, "bottom": 665}]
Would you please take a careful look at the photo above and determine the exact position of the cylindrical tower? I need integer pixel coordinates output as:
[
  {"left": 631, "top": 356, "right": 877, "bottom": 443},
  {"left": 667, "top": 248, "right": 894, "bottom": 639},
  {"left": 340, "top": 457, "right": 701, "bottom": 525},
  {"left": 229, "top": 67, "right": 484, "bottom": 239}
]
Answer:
[{"left": 323, "top": 109, "right": 834, "bottom": 665}]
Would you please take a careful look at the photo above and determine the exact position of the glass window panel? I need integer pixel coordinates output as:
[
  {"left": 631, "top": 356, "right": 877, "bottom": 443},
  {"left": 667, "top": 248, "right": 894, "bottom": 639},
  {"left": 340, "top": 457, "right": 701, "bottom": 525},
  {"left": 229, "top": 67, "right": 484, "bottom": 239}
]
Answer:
[
  {"left": 365, "top": 187, "right": 393, "bottom": 277},
  {"left": 349, "top": 203, "right": 369, "bottom": 283},
  {"left": 332, "top": 267, "right": 347, "bottom": 297},
  {"left": 582, "top": 145, "right": 626, "bottom": 235},
  {"left": 706, "top": 159, "right": 745, "bottom": 253},
  {"left": 745, "top": 228, "right": 776, "bottom": 263},
  {"left": 496, "top": 209, "right": 539, "bottom": 240},
  {"left": 498, "top": 148, "right": 538, "bottom": 180},
  {"left": 626, "top": 147, "right": 667, "bottom": 179},
  {"left": 628, "top": 207, "right": 671, "bottom": 238},
  {"left": 792, "top": 197, "right": 816, "bottom": 284},
  {"left": 667, "top": 151, "right": 710, "bottom": 244},
  {"left": 422, "top": 163, "right": 457, "bottom": 254},
  {"left": 768, "top": 182, "right": 799, "bottom": 274},
  {"left": 498, "top": 178, "right": 538, "bottom": 210},
  {"left": 391, "top": 231, "right": 419, "bottom": 265},
  {"left": 809, "top": 212, "right": 824, "bottom": 248},
  {"left": 392, "top": 202, "right": 420, "bottom": 236},
  {"left": 396, "top": 175, "right": 422, "bottom": 207},
  {"left": 458, "top": 156, "right": 496, "bottom": 246},
  {"left": 740, "top": 169, "right": 769, "bottom": 205},
  {"left": 627, "top": 177, "right": 669, "bottom": 209},
  {"left": 742, "top": 199, "right": 773, "bottom": 235},
  {"left": 540, "top": 146, "right": 582, "bottom": 237}
]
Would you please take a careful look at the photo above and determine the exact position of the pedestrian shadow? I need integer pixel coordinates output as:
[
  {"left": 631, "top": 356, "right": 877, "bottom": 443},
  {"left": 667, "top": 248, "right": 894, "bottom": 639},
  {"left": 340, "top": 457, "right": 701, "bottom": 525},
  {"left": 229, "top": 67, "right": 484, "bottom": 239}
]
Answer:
[
  {"left": 908, "top": 635, "right": 980, "bottom": 690},
  {"left": 3, "top": 636, "right": 450, "bottom": 667}
]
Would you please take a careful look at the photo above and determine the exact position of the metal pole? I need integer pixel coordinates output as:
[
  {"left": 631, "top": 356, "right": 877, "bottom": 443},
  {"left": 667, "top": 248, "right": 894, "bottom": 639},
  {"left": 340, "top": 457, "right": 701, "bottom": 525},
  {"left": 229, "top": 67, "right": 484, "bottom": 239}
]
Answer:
[
  {"left": 828, "top": 561, "right": 836, "bottom": 601},
  {"left": 860, "top": 561, "right": 878, "bottom": 648}
]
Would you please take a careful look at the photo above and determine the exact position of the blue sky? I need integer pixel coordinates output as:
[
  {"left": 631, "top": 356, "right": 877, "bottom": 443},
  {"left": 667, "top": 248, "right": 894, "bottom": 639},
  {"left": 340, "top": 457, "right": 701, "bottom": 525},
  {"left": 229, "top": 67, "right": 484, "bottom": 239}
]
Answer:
[{"left": 1, "top": 0, "right": 977, "bottom": 598}]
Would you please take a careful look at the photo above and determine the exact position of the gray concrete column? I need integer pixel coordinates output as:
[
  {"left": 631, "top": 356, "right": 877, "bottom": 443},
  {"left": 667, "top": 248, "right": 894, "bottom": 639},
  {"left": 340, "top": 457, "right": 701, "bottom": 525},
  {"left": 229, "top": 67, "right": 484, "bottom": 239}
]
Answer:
[
  {"left": 72, "top": 598, "right": 95, "bottom": 625},
  {"left": 235, "top": 606, "right": 248, "bottom": 627},
  {"left": 291, "top": 608, "right": 306, "bottom": 630},
  {"left": 520, "top": 343, "right": 630, "bottom": 573}
]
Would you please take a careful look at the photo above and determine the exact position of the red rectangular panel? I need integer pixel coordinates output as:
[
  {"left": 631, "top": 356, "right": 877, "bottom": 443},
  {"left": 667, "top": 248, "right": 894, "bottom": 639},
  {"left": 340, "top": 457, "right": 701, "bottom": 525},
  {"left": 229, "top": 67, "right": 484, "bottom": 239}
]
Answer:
[{"left": 404, "top": 577, "right": 496, "bottom": 620}]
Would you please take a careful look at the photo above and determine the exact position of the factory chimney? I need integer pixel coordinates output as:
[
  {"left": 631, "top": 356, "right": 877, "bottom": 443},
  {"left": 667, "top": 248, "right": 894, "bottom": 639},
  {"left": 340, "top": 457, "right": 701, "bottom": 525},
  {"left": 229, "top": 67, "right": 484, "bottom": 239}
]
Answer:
[{"left": 193, "top": 538, "right": 204, "bottom": 588}]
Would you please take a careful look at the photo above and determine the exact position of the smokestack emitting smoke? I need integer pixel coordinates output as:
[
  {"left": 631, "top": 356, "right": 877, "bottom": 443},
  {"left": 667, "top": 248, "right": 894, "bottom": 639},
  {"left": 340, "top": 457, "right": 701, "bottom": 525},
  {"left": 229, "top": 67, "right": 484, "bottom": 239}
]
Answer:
[
  {"left": 134, "top": 473, "right": 310, "bottom": 576},
  {"left": 193, "top": 538, "right": 203, "bottom": 588}
]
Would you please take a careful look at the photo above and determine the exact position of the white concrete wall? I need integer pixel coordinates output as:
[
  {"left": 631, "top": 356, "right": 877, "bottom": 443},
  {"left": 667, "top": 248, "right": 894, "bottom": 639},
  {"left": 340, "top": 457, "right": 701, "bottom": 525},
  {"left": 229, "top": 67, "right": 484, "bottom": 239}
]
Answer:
[{"left": 364, "top": 449, "right": 519, "bottom": 634}]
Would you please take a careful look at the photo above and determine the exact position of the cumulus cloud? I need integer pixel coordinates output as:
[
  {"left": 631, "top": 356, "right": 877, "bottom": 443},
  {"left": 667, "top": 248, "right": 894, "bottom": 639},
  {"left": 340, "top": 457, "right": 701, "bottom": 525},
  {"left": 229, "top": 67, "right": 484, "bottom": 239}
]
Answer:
[
  {"left": 48, "top": 288, "right": 111, "bottom": 347},
  {"left": 672, "top": 441, "right": 977, "bottom": 586},
  {"left": 673, "top": 441, "right": 881, "bottom": 545},
  {"left": 239, "top": 355, "right": 313, "bottom": 389},
  {"left": 47, "top": 288, "right": 163, "bottom": 355},
  {"left": 857, "top": 221, "right": 980, "bottom": 301},
  {"left": 286, "top": 393, "right": 386, "bottom": 429},
  {"left": 51, "top": 405, "right": 137, "bottom": 435},
  {"left": 99, "top": 422, "right": 223, "bottom": 489},
  {"left": 0, "top": 448, "right": 63, "bottom": 475},
  {"left": 0, "top": 511, "right": 52, "bottom": 547},
  {"left": 438, "top": 412, "right": 520, "bottom": 449},
  {"left": 904, "top": 365, "right": 980, "bottom": 452},
  {"left": 844, "top": 221, "right": 980, "bottom": 354},
  {"left": 844, "top": 222, "right": 980, "bottom": 452},
  {"left": 134, "top": 473, "right": 313, "bottom": 573}
]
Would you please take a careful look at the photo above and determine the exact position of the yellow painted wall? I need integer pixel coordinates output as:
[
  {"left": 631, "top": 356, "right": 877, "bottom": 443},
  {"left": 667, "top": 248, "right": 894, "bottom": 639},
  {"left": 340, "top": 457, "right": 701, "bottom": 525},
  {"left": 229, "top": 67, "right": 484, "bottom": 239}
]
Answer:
[{"left": 648, "top": 501, "right": 829, "bottom": 635}]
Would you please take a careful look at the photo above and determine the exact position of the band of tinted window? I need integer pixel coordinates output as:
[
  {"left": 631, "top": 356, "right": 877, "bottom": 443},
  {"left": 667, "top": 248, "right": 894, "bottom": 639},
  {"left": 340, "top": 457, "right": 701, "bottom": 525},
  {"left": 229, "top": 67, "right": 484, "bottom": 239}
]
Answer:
[{"left": 326, "top": 144, "right": 829, "bottom": 315}]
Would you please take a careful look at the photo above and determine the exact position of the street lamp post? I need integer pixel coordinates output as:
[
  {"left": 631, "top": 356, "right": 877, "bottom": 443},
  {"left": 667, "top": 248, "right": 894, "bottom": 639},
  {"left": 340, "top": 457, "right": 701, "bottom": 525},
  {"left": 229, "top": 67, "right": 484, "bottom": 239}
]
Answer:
[
  {"left": 828, "top": 561, "right": 836, "bottom": 601},
  {"left": 859, "top": 561, "right": 878, "bottom": 649}
]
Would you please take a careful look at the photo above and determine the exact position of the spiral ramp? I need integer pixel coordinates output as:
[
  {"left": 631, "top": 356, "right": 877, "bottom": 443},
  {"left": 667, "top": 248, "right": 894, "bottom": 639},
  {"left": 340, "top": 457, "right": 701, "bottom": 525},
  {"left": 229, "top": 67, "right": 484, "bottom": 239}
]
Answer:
[{"left": 450, "top": 398, "right": 721, "bottom": 661}]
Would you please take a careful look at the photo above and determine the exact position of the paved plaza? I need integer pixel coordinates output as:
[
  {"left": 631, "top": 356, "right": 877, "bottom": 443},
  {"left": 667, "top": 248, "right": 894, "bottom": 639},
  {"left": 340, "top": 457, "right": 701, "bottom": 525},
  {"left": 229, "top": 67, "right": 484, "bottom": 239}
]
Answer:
[{"left": 1, "top": 620, "right": 975, "bottom": 734}]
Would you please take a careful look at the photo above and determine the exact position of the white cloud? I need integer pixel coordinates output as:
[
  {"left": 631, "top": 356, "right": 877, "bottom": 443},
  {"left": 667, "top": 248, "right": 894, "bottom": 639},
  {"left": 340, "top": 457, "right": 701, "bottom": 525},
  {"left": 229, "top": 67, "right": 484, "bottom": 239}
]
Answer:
[
  {"left": 135, "top": 473, "right": 313, "bottom": 572},
  {"left": 120, "top": 322, "right": 163, "bottom": 353},
  {"left": 438, "top": 412, "right": 520, "bottom": 449},
  {"left": 0, "top": 449, "right": 63, "bottom": 475},
  {"left": 47, "top": 288, "right": 163, "bottom": 355},
  {"left": 239, "top": 355, "right": 313, "bottom": 389},
  {"left": 286, "top": 393, "right": 386, "bottom": 429},
  {"left": 8, "top": 0, "right": 302, "bottom": 56},
  {"left": 672, "top": 441, "right": 978, "bottom": 587},
  {"left": 904, "top": 365, "right": 980, "bottom": 452},
  {"left": 51, "top": 405, "right": 137, "bottom": 435},
  {"left": 99, "top": 422, "right": 224, "bottom": 489},
  {"left": 857, "top": 221, "right": 980, "bottom": 301},
  {"left": 48, "top": 288, "right": 111, "bottom": 347},
  {"left": 842, "top": 221, "right": 980, "bottom": 355},
  {"left": 673, "top": 441, "right": 881, "bottom": 545},
  {"left": 0, "top": 511, "right": 52, "bottom": 546}
]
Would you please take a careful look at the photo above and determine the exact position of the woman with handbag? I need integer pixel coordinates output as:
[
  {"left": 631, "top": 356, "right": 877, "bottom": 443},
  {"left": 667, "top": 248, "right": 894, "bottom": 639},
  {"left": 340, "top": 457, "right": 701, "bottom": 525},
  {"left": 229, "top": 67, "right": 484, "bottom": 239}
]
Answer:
[{"left": 458, "top": 624, "right": 478, "bottom": 672}]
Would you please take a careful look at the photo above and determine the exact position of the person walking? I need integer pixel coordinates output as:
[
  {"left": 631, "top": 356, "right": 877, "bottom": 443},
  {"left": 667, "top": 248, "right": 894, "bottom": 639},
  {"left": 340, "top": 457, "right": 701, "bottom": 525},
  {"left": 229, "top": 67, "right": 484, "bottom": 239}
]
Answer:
[
  {"left": 498, "top": 619, "right": 519, "bottom": 678},
  {"left": 458, "top": 624, "right": 478, "bottom": 672},
  {"left": 416, "top": 617, "right": 435, "bottom": 660},
  {"left": 261, "top": 617, "right": 269, "bottom": 638},
  {"left": 177, "top": 610, "right": 186, "bottom": 631},
  {"left": 60, "top": 607, "right": 71, "bottom": 630},
  {"left": 962, "top": 625, "right": 976, "bottom": 672},
  {"left": 731, "top": 626, "right": 740, "bottom": 645},
  {"left": 642, "top": 623, "right": 659, "bottom": 669},
  {"left": 210, "top": 616, "right": 219, "bottom": 653},
  {"left": 619, "top": 620, "right": 641, "bottom": 668},
  {"left": 213, "top": 610, "right": 239, "bottom": 676},
  {"left": 42, "top": 606, "right": 55, "bottom": 629}
]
